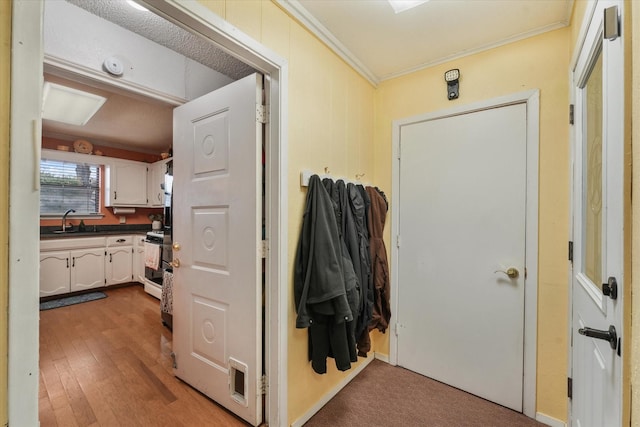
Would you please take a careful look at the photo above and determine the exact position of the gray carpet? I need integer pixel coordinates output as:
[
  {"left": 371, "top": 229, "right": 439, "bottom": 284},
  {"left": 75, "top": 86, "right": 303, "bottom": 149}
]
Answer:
[
  {"left": 40, "top": 291, "right": 107, "bottom": 310},
  {"left": 304, "top": 359, "right": 546, "bottom": 427}
]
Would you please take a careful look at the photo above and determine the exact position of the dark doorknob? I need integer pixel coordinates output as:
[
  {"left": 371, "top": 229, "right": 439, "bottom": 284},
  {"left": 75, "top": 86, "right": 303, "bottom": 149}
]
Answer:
[
  {"left": 602, "top": 276, "right": 618, "bottom": 300},
  {"left": 578, "top": 325, "right": 617, "bottom": 350}
]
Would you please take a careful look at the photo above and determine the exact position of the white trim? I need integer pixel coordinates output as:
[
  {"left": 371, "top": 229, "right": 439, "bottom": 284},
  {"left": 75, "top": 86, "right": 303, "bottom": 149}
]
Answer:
[
  {"left": 9, "top": 1, "right": 43, "bottom": 425},
  {"left": 10, "top": 0, "right": 289, "bottom": 425},
  {"left": 276, "top": 0, "right": 571, "bottom": 84},
  {"left": 536, "top": 412, "right": 567, "bottom": 427},
  {"left": 373, "top": 352, "right": 390, "bottom": 364},
  {"left": 390, "top": 89, "right": 539, "bottom": 419},
  {"left": 289, "top": 357, "right": 374, "bottom": 427}
]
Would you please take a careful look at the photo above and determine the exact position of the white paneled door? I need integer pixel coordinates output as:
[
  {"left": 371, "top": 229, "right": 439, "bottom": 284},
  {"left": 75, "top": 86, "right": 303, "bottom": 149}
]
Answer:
[
  {"left": 571, "top": 1, "right": 624, "bottom": 425},
  {"left": 172, "top": 74, "right": 263, "bottom": 426},
  {"left": 397, "top": 103, "right": 528, "bottom": 411}
]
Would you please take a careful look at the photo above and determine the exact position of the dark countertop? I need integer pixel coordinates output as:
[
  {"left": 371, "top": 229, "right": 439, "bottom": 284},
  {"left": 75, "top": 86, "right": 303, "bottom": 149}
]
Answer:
[{"left": 40, "top": 224, "right": 152, "bottom": 239}]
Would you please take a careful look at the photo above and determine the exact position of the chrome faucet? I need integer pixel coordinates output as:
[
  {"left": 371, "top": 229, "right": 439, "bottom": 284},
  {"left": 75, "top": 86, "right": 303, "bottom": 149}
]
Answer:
[{"left": 62, "top": 209, "right": 76, "bottom": 232}]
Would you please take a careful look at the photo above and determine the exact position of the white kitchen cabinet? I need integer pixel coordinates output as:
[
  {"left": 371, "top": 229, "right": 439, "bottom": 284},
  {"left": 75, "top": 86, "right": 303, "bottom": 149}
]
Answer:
[
  {"left": 40, "top": 250, "right": 72, "bottom": 297},
  {"left": 105, "top": 160, "right": 148, "bottom": 206},
  {"left": 105, "top": 236, "right": 133, "bottom": 285},
  {"left": 70, "top": 249, "right": 106, "bottom": 292},
  {"left": 40, "top": 238, "right": 107, "bottom": 297},
  {"left": 147, "top": 159, "right": 170, "bottom": 207},
  {"left": 133, "top": 235, "right": 146, "bottom": 283}
]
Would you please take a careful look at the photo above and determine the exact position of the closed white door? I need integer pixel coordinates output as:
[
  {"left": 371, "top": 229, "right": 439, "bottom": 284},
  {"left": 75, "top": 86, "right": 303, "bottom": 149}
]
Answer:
[
  {"left": 571, "top": 1, "right": 624, "bottom": 425},
  {"left": 397, "top": 103, "right": 527, "bottom": 411},
  {"left": 172, "top": 73, "right": 263, "bottom": 426}
]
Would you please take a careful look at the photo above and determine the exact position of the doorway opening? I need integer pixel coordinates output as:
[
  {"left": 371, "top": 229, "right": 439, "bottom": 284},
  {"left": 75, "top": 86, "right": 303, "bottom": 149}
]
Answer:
[
  {"left": 9, "top": 1, "right": 288, "bottom": 425},
  {"left": 389, "top": 90, "right": 540, "bottom": 418}
]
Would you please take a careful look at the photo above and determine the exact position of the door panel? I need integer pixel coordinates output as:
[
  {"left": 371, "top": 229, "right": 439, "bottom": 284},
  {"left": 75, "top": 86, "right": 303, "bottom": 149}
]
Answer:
[
  {"left": 571, "top": 1, "right": 624, "bottom": 425},
  {"left": 173, "top": 73, "right": 262, "bottom": 426},
  {"left": 397, "top": 103, "right": 527, "bottom": 411}
]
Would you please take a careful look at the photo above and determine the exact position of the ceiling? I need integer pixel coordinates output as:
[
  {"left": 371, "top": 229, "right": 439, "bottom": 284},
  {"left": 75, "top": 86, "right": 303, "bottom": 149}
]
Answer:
[
  {"left": 46, "top": 0, "right": 574, "bottom": 153},
  {"left": 278, "top": 0, "right": 574, "bottom": 83},
  {"left": 44, "top": 0, "right": 255, "bottom": 154}
]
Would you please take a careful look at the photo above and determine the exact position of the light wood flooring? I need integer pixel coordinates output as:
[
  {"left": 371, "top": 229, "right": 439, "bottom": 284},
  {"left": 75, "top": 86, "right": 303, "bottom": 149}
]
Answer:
[{"left": 39, "top": 285, "right": 248, "bottom": 427}]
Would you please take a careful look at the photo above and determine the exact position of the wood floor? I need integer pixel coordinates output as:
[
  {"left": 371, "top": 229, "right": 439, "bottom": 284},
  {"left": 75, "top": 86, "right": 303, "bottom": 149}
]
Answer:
[{"left": 39, "top": 285, "right": 248, "bottom": 427}]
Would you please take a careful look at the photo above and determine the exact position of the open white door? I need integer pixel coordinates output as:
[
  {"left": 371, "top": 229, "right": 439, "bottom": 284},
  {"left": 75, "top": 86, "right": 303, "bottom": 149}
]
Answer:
[
  {"left": 172, "top": 73, "right": 263, "bottom": 426},
  {"left": 571, "top": 1, "right": 624, "bottom": 425}
]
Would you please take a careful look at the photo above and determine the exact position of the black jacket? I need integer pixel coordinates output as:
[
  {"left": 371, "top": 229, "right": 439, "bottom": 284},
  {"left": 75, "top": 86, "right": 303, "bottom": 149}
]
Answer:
[{"left": 294, "top": 175, "right": 354, "bottom": 373}]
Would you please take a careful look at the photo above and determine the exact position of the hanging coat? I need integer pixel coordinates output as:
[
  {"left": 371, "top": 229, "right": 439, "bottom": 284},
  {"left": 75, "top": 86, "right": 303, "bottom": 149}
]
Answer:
[
  {"left": 323, "top": 178, "right": 359, "bottom": 363},
  {"left": 294, "top": 175, "right": 354, "bottom": 373},
  {"left": 366, "top": 186, "right": 391, "bottom": 333},
  {"left": 355, "top": 184, "right": 373, "bottom": 355}
]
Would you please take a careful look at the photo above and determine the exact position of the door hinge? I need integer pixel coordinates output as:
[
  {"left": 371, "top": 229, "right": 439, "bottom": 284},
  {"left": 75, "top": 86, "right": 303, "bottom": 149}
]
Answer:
[
  {"left": 256, "top": 104, "right": 267, "bottom": 124},
  {"left": 394, "top": 323, "right": 401, "bottom": 336},
  {"left": 261, "top": 240, "right": 268, "bottom": 259},
  {"left": 568, "top": 241, "right": 574, "bottom": 262},
  {"left": 260, "top": 375, "right": 268, "bottom": 395},
  {"left": 568, "top": 377, "right": 573, "bottom": 399},
  {"left": 569, "top": 104, "right": 574, "bottom": 125},
  {"left": 170, "top": 352, "right": 177, "bottom": 369},
  {"left": 396, "top": 235, "right": 401, "bottom": 248}
]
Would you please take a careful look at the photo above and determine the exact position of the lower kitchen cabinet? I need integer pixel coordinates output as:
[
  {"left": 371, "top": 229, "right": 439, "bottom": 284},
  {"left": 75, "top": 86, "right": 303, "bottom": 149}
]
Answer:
[
  {"left": 105, "top": 235, "right": 134, "bottom": 285},
  {"left": 40, "top": 235, "right": 143, "bottom": 297},
  {"left": 39, "top": 247, "right": 106, "bottom": 297},
  {"left": 40, "top": 250, "right": 72, "bottom": 297},
  {"left": 133, "top": 235, "right": 146, "bottom": 283},
  {"left": 71, "top": 248, "right": 106, "bottom": 292}
]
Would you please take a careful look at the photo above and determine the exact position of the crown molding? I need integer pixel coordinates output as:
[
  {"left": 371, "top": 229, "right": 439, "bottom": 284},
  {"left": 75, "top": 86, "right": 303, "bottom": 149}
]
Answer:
[{"left": 274, "top": 0, "right": 380, "bottom": 87}]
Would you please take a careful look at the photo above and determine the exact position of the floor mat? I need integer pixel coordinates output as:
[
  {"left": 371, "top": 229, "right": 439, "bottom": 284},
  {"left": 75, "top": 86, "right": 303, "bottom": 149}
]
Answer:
[{"left": 40, "top": 291, "right": 107, "bottom": 311}]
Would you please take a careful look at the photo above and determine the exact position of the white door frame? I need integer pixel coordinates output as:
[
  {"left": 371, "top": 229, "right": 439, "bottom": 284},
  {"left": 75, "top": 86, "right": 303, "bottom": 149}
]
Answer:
[
  {"left": 9, "top": 1, "right": 289, "bottom": 426},
  {"left": 389, "top": 90, "right": 539, "bottom": 418}
]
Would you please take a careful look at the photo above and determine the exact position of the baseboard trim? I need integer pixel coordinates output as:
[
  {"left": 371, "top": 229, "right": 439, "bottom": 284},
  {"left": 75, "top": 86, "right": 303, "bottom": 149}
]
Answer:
[
  {"left": 535, "top": 412, "right": 566, "bottom": 427},
  {"left": 374, "top": 352, "right": 390, "bottom": 364},
  {"left": 290, "top": 357, "right": 374, "bottom": 427}
]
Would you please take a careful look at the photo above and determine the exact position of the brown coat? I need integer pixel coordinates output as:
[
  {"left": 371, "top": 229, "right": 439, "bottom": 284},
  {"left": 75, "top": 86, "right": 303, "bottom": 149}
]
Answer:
[{"left": 366, "top": 187, "right": 391, "bottom": 333}]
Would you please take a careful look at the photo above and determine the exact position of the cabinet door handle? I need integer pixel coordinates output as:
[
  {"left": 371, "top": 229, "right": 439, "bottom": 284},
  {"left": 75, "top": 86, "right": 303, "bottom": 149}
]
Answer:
[
  {"left": 110, "top": 253, "right": 112, "bottom": 263},
  {"left": 72, "top": 257, "right": 75, "bottom": 268},
  {"left": 66, "top": 258, "right": 69, "bottom": 268},
  {"left": 116, "top": 239, "right": 126, "bottom": 243},
  {"left": 114, "top": 191, "right": 117, "bottom": 200}
]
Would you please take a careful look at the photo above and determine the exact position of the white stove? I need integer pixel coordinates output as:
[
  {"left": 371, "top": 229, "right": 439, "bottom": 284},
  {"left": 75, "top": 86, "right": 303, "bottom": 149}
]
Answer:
[{"left": 147, "top": 230, "right": 164, "bottom": 239}]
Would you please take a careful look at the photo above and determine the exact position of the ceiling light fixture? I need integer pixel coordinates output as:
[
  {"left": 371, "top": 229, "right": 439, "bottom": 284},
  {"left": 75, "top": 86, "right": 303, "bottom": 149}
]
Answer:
[
  {"left": 42, "top": 82, "right": 107, "bottom": 126},
  {"left": 387, "top": 0, "right": 429, "bottom": 14},
  {"left": 126, "top": 0, "right": 149, "bottom": 12}
]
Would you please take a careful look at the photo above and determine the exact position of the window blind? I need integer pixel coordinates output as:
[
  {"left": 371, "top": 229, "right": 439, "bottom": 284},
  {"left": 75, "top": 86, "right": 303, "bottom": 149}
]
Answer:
[{"left": 40, "top": 159, "right": 101, "bottom": 215}]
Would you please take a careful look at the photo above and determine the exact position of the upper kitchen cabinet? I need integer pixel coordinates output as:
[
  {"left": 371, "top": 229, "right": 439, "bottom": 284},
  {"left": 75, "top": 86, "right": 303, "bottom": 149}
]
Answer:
[
  {"left": 148, "top": 158, "right": 170, "bottom": 208},
  {"left": 104, "top": 160, "right": 148, "bottom": 207}
]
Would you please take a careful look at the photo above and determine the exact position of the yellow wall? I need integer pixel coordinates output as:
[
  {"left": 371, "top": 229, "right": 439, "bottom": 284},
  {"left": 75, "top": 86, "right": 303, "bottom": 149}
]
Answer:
[
  {"left": 373, "top": 28, "right": 571, "bottom": 421},
  {"left": 0, "top": 0, "right": 9, "bottom": 424},
  {"left": 197, "top": 1, "right": 376, "bottom": 424}
]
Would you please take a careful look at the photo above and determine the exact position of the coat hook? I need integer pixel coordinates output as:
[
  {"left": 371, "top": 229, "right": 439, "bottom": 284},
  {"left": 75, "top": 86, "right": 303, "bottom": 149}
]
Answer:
[
  {"left": 324, "top": 167, "right": 330, "bottom": 174},
  {"left": 355, "top": 173, "right": 365, "bottom": 180}
]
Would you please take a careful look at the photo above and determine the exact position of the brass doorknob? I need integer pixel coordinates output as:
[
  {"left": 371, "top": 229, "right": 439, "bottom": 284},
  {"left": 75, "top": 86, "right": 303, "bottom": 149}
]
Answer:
[
  {"left": 170, "top": 258, "right": 181, "bottom": 268},
  {"left": 494, "top": 267, "right": 519, "bottom": 279},
  {"left": 172, "top": 242, "right": 181, "bottom": 251}
]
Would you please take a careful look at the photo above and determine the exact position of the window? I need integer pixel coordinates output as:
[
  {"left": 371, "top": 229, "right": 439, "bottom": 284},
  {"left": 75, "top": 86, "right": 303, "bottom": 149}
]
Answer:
[{"left": 40, "top": 159, "right": 101, "bottom": 215}]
